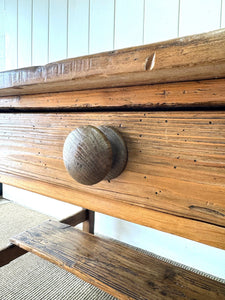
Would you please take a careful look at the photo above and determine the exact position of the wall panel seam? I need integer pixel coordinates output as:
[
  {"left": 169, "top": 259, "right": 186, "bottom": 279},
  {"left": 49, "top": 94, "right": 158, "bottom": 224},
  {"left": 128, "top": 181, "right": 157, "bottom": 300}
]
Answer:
[
  {"left": 220, "top": 0, "right": 223, "bottom": 28},
  {"left": 88, "top": 0, "right": 90, "bottom": 54},
  {"left": 66, "top": 0, "right": 69, "bottom": 58},
  {"left": 113, "top": 0, "right": 116, "bottom": 49},
  {"left": 177, "top": 0, "right": 181, "bottom": 37},
  {"left": 142, "top": 0, "right": 145, "bottom": 44},
  {"left": 47, "top": 0, "right": 50, "bottom": 63},
  {"left": 16, "top": 0, "right": 18, "bottom": 68},
  {"left": 31, "top": 0, "right": 33, "bottom": 65}
]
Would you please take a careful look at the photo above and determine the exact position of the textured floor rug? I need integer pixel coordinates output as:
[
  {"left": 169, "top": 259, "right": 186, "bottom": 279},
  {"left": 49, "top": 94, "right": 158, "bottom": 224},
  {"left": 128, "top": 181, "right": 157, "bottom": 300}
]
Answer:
[
  {"left": 0, "top": 200, "right": 50, "bottom": 249},
  {"left": 0, "top": 200, "right": 116, "bottom": 300},
  {"left": 0, "top": 253, "right": 116, "bottom": 300}
]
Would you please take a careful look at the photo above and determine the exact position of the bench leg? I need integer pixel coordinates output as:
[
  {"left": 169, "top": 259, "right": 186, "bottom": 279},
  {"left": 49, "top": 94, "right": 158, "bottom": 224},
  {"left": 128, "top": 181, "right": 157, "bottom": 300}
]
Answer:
[{"left": 83, "top": 210, "right": 95, "bottom": 234}]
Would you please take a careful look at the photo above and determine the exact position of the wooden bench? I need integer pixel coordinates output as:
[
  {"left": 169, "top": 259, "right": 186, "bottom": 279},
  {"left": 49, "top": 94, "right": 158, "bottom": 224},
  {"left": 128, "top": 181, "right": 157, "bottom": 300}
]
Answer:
[{"left": 0, "top": 29, "right": 225, "bottom": 299}]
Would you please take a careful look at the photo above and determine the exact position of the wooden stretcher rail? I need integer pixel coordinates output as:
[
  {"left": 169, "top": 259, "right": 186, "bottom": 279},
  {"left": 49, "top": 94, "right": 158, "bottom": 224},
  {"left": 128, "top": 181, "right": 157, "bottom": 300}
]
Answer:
[{"left": 0, "top": 29, "right": 225, "bottom": 97}]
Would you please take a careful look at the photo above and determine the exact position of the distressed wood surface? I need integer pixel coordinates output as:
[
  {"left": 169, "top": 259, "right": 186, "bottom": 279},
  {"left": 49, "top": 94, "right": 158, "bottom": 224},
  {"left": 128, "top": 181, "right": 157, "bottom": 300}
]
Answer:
[
  {"left": 63, "top": 126, "right": 127, "bottom": 185},
  {"left": 10, "top": 220, "right": 225, "bottom": 300},
  {"left": 63, "top": 126, "right": 113, "bottom": 185},
  {"left": 1, "top": 29, "right": 225, "bottom": 96},
  {"left": 0, "top": 209, "right": 89, "bottom": 267},
  {"left": 0, "top": 111, "right": 225, "bottom": 249},
  {"left": 1, "top": 78, "right": 224, "bottom": 111},
  {"left": 2, "top": 171, "right": 225, "bottom": 250}
]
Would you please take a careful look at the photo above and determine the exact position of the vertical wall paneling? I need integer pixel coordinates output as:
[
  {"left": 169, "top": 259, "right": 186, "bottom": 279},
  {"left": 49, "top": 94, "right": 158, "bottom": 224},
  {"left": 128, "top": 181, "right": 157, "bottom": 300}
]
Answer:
[
  {"left": 114, "top": 0, "right": 144, "bottom": 49},
  {"left": 32, "top": 0, "right": 48, "bottom": 66},
  {"left": 18, "top": 0, "right": 32, "bottom": 68},
  {"left": 0, "top": 0, "right": 5, "bottom": 71},
  {"left": 49, "top": 0, "right": 68, "bottom": 62},
  {"left": 68, "top": 0, "right": 89, "bottom": 58},
  {"left": 144, "top": 0, "right": 179, "bottom": 44},
  {"left": 4, "top": 0, "right": 17, "bottom": 70},
  {"left": 89, "top": 0, "right": 114, "bottom": 54},
  {"left": 179, "top": 0, "right": 221, "bottom": 37},
  {"left": 0, "top": 0, "right": 4, "bottom": 10},
  {"left": 222, "top": 0, "right": 225, "bottom": 27}
]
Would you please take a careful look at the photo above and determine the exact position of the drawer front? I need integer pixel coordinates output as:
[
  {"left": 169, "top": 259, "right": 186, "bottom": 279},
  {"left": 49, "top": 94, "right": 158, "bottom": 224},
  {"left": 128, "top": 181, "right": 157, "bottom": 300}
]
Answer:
[{"left": 0, "top": 112, "right": 225, "bottom": 248}]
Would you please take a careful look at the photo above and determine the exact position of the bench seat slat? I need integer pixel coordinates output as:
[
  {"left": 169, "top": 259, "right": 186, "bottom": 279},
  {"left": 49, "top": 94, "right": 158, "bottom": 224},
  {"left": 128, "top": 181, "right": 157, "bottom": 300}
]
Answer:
[{"left": 10, "top": 220, "right": 225, "bottom": 300}]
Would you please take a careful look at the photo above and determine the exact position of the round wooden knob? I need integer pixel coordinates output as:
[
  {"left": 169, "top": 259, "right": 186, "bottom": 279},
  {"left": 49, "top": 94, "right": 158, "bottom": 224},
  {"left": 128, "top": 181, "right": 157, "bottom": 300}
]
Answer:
[{"left": 63, "top": 126, "right": 127, "bottom": 185}]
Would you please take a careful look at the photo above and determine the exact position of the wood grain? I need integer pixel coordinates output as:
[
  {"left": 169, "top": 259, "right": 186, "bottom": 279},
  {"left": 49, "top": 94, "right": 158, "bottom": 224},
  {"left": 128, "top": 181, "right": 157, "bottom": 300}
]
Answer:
[
  {"left": 0, "top": 111, "right": 225, "bottom": 248},
  {"left": 98, "top": 126, "right": 128, "bottom": 181},
  {"left": 10, "top": 220, "right": 225, "bottom": 300},
  {"left": 0, "top": 209, "right": 89, "bottom": 267},
  {"left": 2, "top": 171, "right": 225, "bottom": 249},
  {"left": 0, "top": 78, "right": 224, "bottom": 110},
  {"left": 61, "top": 209, "right": 88, "bottom": 227},
  {"left": 63, "top": 126, "right": 112, "bottom": 185},
  {"left": 83, "top": 210, "right": 95, "bottom": 234},
  {"left": 1, "top": 29, "right": 225, "bottom": 96},
  {"left": 63, "top": 126, "right": 127, "bottom": 184}
]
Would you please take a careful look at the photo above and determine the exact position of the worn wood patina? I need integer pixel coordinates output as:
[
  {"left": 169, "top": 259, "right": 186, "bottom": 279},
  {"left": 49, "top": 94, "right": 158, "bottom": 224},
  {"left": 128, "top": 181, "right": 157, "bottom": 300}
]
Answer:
[
  {"left": 11, "top": 220, "right": 225, "bottom": 300},
  {"left": 0, "top": 29, "right": 224, "bottom": 299}
]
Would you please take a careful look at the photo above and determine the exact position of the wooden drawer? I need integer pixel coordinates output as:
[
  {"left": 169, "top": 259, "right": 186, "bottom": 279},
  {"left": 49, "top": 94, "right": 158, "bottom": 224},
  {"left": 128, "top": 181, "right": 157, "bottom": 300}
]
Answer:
[{"left": 0, "top": 111, "right": 225, "bottom": 249}]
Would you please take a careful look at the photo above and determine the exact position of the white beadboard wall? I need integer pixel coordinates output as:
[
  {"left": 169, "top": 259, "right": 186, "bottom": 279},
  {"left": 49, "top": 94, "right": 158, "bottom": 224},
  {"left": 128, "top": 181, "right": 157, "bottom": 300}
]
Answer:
[
  {"left": 1, "top": 0, "right": 225, "bottom": 70},
  {"left": 1, "top": 0, "right": 225, "bottom": 279}
]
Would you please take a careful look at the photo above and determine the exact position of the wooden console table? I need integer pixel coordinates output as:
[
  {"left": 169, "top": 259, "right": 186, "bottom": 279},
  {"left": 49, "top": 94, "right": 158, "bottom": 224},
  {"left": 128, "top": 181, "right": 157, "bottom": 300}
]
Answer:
[{"left": 0, "top": 29, "right": 225, "bottom": 299}]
